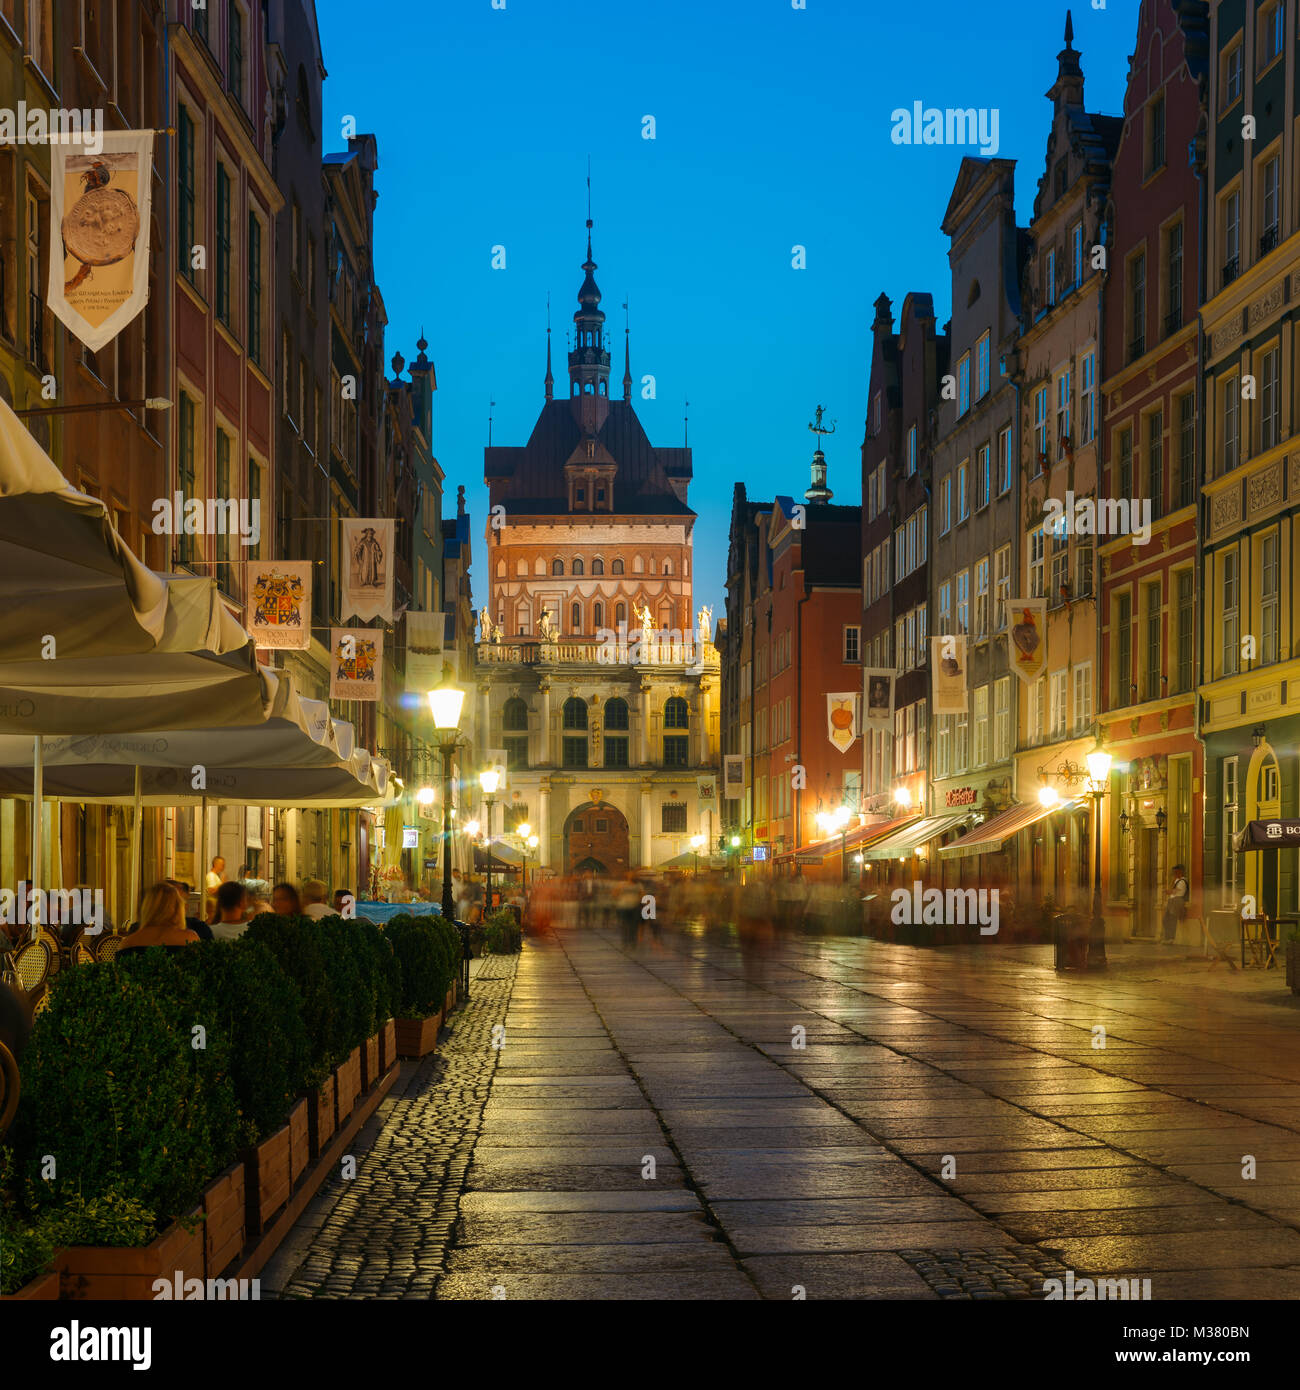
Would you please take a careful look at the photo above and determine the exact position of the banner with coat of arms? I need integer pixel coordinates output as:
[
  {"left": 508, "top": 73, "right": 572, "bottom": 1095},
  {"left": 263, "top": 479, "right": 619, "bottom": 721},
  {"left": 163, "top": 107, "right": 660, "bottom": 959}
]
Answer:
[
  {"left": 697, "top": 774, "right": 717, "bottom": 804},
  {"left": 330, "top": 627, "right": 383, "bottom": 701},
  {"left": 342, "top": 518, "right": 395, "bottom": 623},
  {"left": 50, "top": 131, "right": 155, "bottom": 353},
  {"left": 246, "top": 561, "right": 312, "bottom": 649},
  {"left": 1007, "top": 598, "right": 1048, "bottom": 684},
  {"left": 827, "top": 693, "right": 861, "bottom": 753}
]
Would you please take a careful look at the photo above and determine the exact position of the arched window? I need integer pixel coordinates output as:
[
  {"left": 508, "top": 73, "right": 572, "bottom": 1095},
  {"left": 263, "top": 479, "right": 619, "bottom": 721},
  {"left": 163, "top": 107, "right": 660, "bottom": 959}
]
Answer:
[
  {"left": 616, "top": 601, "right": 627, "bottom": 626},
  {"left": 633, "top": 555, "right": 644, "bottom": 574},
  {"left": 572, "top": 557, "right": 584, "bottom": 576},
  {"left": 612, "top": 558, "right": 624, "bottom": 575},
  {"left": 495, "top": 558, "right": 505, "bottom": 577},
  {"left": 515, "top": 558, "right": 527, "bottom": 577},
  {"left": 571, "top": 601, "right": 581, "bottom": 632},
  {"left": 503, "top": 697, "right": 529, "bottom": 731},
  {"left": 663, "top": 559, "right": 672, "bottom": 575},
  {"left": 663, "top": 697, "right": 689, "bottom": 767},
  {"left": 591, "top": 558, "right": 604, "bottom": 576},
  {"left": 604, "top": 698, "right": 629, "bottom": 730},
  {"left": 552, "top": 558, "right": 564, "bottom": 575},
  {"left": 593, "top": 601, "right": 604, "bottom": 629},
  {"left": 534, "top": 557, "right": 545, "bottom": 575},
  {"left": 562, "top": 697, "right": 587, "bottom": 729}
]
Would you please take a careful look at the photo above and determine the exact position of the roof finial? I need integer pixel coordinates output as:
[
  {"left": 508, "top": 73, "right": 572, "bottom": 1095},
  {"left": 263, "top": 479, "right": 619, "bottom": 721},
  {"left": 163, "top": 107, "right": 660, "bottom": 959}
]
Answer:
[
  {"left": 544, "top": 293, "right": 553, "bottom": 401},
  {"left": 622, "top": 298, "right": 632, "bottom": 401},
  {"left": 1064, "top": 8, "right": 1074, "bottom": 46},
  {"left": 684, "top": 399, "right": 690, "bottom": 448},
  {"left": 488, "top": 396, "right": 495, "bottom": 447}
]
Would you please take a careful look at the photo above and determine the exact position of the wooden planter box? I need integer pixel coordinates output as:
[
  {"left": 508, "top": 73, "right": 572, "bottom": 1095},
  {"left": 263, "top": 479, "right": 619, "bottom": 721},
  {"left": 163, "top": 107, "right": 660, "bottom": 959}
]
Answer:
[
  {"left": 308, "top": 1075, "right": 336, "bottom": 1161},
  {"left": 335, "top": 1047, "right": 362, "bottom": 1124},
  {"left": 394, "top": 1012, "right": 441, "bottom": 1058},
  {"left": 378, "top": 1017, "right": 397, "bottom": 1074},
  {"left": 243, "top": 1121, "right": 292, "bottom": 1238},
  {"left": 56, "top": 1208, "right": 203, "bottom": 1301},
  {"left": 1, "top": 1268, "right": 59, "bottom": 1301},
  {"left": 444, "top": 984, "right": 455, "bottom": 1015},
  {"left": 288, "top": 1097, "right": 310, "bottom": 1189},
  {"left": 202, "top": 1162, "right": 246, "bottom": 1280},
  {"left": 362, "top": 1032, "right": 381, "bottom": 1091}
]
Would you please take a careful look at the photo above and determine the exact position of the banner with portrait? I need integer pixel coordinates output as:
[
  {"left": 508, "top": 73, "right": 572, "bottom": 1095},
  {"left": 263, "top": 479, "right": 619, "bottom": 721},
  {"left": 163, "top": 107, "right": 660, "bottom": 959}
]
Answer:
[
  {"left": 341, "top": 517, "right": 395, "bottom": 623},
  {"left": 1007, "top": 598, "right": 1048, "bottom": 684},
  {"left": 49, "top": 130, "right": 154, "bottom": 352},
  {"left": 827, "top": 693, "right": 861, "bottom": 753},
  {"left": 723, "top": 754, "right": 744, "bottom": 800},
  {"left": 862, "top": 669, "right": 895, "bottom": 729},
  {"left": 330, "top": 627, "right": 383, "bottom": 702},
  {"left": 931, "top": 635, "right": 969, "bottom": 715},
  {"left": 246, "top": 561, "right": 312, "bottom": 649}
]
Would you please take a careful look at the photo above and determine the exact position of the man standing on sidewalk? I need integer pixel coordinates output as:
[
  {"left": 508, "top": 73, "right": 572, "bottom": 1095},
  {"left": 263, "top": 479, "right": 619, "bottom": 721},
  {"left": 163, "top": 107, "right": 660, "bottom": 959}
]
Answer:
[{"left": 1162, "top": 864, "right": 1189, "bottom": 943}]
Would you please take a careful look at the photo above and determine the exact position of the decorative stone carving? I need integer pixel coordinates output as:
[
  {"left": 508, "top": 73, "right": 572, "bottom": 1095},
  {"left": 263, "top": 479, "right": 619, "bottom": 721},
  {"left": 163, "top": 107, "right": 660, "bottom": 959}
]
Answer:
[
  {"left": 1289, "top": 455, "right": 1300, "bottom": 500},
  {"left": 1247, "top": 462, "right": 1283, "bottom": 515},
  {"left": 1211, "top": 316, "right": 1243, "bottom": 356},
  {"left": 1248, "top": 284, "right": 1284, "bottom": 327},
  {"left": 1210, "top": 486, "right": 1242, "bottom": 535}
]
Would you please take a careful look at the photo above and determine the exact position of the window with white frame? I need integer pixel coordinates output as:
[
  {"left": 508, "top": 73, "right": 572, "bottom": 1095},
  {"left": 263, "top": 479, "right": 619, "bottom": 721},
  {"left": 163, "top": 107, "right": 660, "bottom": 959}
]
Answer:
[
  {"left": 952, "top": 710, "right": 968, "bottom": 772},
  {"left": 1223, "top": 372, "right": 1240, "bottom": 473},
  {"left": 998, "top": 426, "right": 1012, "bottom": 494},
  {"left": 956, "top": 569, "right": 970, "bottom": 635},
  {"left": 1049, "top": 669, "right": 1068, "bottom": 738},
  {"left": 1033, "top": 387, "right": 1049, "bottom": 467},
  {"left": 916, "top": 699, "right": 928, "bottom": 769},
  {"left": 994, "top": 677, "right": 1011, "bottom": 761},
  {"left": 974, "top": 556, "right": 989, "bottom": 639},
  {"left": 1260, "top": 346, "right": 1281, "bottom": 450},
  {"left": 1073, "top": 662, "right": 1092, "bottom": 735},
  {"left": 958, "top": 354, "right": 971, "bottom": 415},
  {"left": 935, "top": 714, "right": 949, "bottom": 778},
  {"left": 976, "top": 332, "right": 990, "bottom": 400},
  {"left": 1070, "top": 222, "right": 1084, "bottom": 288},
  {"left": 1076, "top": 541, "right": 1093, "bottom": 598},
  {"left": 957, "top": 459, "right": 969, "bottom": 521},
  {"left": 843, "top": 625, "right": 860, "bottom": 664},
  {"left": 975, "top": 444, "right": 990, "bottom": 510},
  {"left": 938, "top": 580, "right": 952, "bottom": 636},
  {"left": 973, "top": 685, "right": 989, "bottom": 767},
  {"left": 1221, "top": 549, "right": 1239, "bottom": 676},
  {"left": 1050, "top": 526, "right": 1069, "bottom": 603},
  {"left": 895, "top": 619, "right": 905, "bottom": 674},
  {"left": 905, "top": 610, "right": 915, "bottom": 670},
  {"left": 906, "top": 425, "right": 917, "bottom": 476},
  {"left": 994, "top": 545, "right": 1011, "bottom": 630},
  {"left": 1056, "top": 370, "right": 1071, "bottom": 457},
  {"left": 1029, "top": 526, "right": 1045, "bottom": 598},
  {"left": 1261, "top": 532, "right": 1279, "bottom": 665},
  {"left": 1080, "top": 352, "right": 1095, "bottom": 442},
  {"left": 939, "top": 475, "right": 951, "bottom": 533},
  {"left": 1027, "top": 676, "right": 1044, "bottom": 743}
]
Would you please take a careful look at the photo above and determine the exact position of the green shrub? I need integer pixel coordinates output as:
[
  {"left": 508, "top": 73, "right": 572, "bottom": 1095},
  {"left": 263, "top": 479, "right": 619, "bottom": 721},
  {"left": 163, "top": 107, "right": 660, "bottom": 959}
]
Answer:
[
  {"left": 352, "top": 917, "right": 400, "bottom": 1023},
  {"left": 310, "top": 917, "right": 367, "bottom": 1063},
  {"left": 0, "top": 1148, "right": 56, "bottom": 1293},
  {"left": 40, "top": 1187, "right": 158, "bottom": 1250},
  {"left": 384, "top": 916, "right": 450, "bottom": 1018},
  {"left": 244, "top": 914, "right": 335, "bottom": 1087},
  {"left": 484, "top": 909, "right": 522, "bottom": 954},
  {"left": 9, "top": 958, "right": 243, "bottom": 1228}
]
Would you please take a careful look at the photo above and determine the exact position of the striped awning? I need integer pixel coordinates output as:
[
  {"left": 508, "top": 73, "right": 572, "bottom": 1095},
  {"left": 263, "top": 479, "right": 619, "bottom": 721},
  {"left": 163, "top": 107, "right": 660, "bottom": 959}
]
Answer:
[
  {"left": 938, "top": 797, "right": 1085, "bottom": 859},
  {"left": 859, "top": 810, "right": 972, "bottom": 861}
]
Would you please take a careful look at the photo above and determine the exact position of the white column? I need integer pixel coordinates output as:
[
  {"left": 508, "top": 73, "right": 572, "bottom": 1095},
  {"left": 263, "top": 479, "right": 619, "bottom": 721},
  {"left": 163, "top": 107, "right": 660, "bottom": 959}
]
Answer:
[
  {"left": 539, "top": 781, "right": 551, "bottom": 867},
  {"left": 640, "top": 782, "right": 653, "bottom": 868},
  {"left": 538, "top": 682, "right": 551, "bottom": 767},
  {"left": 697, "top": 680, "right": 711, "bottom": 767},
  {"left": 639, "top": 681, "right": 651, "bottom": 765},
  {"left": 479, "top": 682, "right": 492, "bottom": 760}
]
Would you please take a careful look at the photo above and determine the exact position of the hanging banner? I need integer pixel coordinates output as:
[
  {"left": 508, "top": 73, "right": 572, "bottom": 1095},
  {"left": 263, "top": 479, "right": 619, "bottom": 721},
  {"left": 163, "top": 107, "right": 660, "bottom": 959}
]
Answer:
[
  {"left": 246, "top": 561, "right": 312, "bottom": 649},
  {"left": 406, "top": 609, "right": 453, "bottom": 693},
  {"left": 827, "top": 692, "right": 861, "bottom": 753},
  {"left": 244, "top": 806, "right": 263, "bottom": 851},
  {"left": 330, "top": 627, "right": 383, "bottom": 702},
  {"left": 697, "top": 774, "right": 717, "bottom": 804},
  {"left": 1008, "top": 598, "right": 1048, "bottom": 684},
  {"left": 723, "top": 754, "right": 744, "bottom": 800},
  {"left": 931, "top": 635, "right": 969, "bottom": 714},
  {"left": 50, "top": 130, "right": 154, "bottom": 353},
  {"left": 342, "top": 517, "right": 395, "bottom": 623},
  {"left": 862, "top": 669, "right": 895, "bottom": 729}
]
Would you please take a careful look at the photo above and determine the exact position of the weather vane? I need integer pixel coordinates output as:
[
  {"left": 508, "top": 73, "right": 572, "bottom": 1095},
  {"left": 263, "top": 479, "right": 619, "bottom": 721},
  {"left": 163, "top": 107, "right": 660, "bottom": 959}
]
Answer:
[{"left": 808, "top": 404, "right": 837, "bottom": 441}]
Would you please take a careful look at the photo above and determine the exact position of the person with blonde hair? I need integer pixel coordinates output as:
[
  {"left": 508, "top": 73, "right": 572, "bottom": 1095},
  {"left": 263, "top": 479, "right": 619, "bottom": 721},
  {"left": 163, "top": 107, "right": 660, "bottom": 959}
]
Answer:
[{"left": 119, "top": 883, "right": 200, "bottom": 953}]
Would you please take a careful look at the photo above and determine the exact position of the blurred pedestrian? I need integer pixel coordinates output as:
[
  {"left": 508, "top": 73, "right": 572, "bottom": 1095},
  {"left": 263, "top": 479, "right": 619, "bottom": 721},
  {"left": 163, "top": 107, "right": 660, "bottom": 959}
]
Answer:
[
  {"left": 271, "top": 882, "right": 302, "bottom": 916},
  {"left": 210, "top": 882, "right": 250, "bottom": 941},
  {"left": 301, "top": 879, "right": 331, "bottom": 920}
]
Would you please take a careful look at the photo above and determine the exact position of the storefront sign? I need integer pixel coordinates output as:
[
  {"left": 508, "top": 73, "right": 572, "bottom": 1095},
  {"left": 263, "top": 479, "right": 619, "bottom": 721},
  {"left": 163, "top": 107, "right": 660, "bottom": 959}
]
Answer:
[
  {"left": 402, "top": 826, "right": 419, "bottom": 849},
  {"left": 946, "top": 787, "right": 978, "bottom": 807},
  {"left": 752, "top": 846, "right": 768, "bottom": 861}
]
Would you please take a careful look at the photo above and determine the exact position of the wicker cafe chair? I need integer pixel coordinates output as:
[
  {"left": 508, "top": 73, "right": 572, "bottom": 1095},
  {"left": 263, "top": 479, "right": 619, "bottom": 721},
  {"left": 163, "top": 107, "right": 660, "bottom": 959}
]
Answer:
[
  {"left": 73, "top": 939, "right": 97, "bottom": 967},
  {"left": 95, "top": 933, "right": 128, "bottom": 964},
  {"left": 11, "top": 937, "right": 52, "bottom": 998},
  {"left": 31, "top": 924, "right": 62, "bottom": 978},
  {"left": 0, "top": 1039, "right": 19, "bottom": 1136}
]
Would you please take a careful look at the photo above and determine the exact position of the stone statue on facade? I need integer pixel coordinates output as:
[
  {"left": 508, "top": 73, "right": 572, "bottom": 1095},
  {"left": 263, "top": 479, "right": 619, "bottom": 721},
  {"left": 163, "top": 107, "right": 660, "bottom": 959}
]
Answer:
[
  {"left": 480, "top": 607, "right": 493, "bottom": 644},
  {"left": 538, "top": 610, "right": 556, "bottom": 643},
  {"left": 698, "top": 604, "right": 713, "bottom": 645}
]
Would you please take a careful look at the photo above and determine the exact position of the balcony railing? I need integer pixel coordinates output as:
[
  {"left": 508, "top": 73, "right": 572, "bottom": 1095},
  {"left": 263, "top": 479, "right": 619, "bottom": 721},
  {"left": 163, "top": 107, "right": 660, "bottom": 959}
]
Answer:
[
  {"left": 1164, "top": 306, "right": 1182, "bottom": 336},
  {"left": 1259, "top": 226, "right": 1279, "bottom": 257},
  {"left": 476, "top": 635, "right": 719, "bottom": 667},
  {"left": 1221, "top": 256, "right": 1239, "bottom": 288},
  {"left": 1128, "top": 335, "right": 1145, "bottom": 362}
]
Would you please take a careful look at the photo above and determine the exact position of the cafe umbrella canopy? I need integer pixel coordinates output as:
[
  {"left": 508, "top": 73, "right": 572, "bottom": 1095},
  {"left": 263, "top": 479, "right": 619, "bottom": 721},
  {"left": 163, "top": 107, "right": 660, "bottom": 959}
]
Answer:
[{"left": 1232, "top": 820, "right": 1300, "bottom": 926}]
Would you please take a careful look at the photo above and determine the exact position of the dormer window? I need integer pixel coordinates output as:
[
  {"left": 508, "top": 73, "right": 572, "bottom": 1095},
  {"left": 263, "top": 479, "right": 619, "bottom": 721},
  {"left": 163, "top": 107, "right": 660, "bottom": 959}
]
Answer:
[
  {"left": 596, "top": 487, "right": 606, "bottom": 504},
  {"left": 575, "top": 488, "right": 585, "bottom": 504}
]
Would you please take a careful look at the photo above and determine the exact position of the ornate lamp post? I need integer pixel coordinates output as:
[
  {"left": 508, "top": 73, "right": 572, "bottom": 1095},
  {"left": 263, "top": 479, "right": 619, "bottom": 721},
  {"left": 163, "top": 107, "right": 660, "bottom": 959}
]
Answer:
[
  {"left": 1084, "top": 734, "right": 1113, "bottom": 968},
  {"left": 516, "top": 821, "right": 532, "bottom": 897},
  {"left": 480, "top": 766, "right": 501, "bottom": 913},
  {"left": 427, "top": 671, "right": 466, "bottom": 919}
]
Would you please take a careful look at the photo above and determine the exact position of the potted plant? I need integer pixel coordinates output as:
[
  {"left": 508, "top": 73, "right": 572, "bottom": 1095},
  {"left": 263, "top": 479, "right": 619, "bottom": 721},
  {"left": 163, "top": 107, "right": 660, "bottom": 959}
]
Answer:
[{"left": 386, "top": 916, "right": 450, "bottom": 1058}]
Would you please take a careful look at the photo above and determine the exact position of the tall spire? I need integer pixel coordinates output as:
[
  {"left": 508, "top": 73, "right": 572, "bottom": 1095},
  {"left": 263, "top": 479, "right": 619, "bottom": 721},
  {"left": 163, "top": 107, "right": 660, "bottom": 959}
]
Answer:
[
  {"left": 568, "top": 211, "right": 609, "bottom": 397},
  {"left": 544, "top": 293, "right": 553, "bottom": 401},
  {"left": 622, "top": 299, "right": 632, "bottom": 401},
  {"left": 1049, "top": 7, "right": 1084, "bottom": 113},
  {"left": 805, "top": 404, "right": 836, "bottom": 504}
]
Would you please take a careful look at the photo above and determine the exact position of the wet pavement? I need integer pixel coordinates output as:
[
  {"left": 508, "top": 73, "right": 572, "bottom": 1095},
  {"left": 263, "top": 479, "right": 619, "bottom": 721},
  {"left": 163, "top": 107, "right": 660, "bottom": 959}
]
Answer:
[{"left": 265, "top": 926, "right": 1300, "bottom": 1300}]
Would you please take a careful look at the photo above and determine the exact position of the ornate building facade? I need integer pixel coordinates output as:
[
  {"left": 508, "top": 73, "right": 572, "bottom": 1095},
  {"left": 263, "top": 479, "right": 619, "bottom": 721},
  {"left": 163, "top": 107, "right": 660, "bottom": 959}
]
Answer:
[{"left": 474, "top": 223, "right": 719, "bottom": 874}]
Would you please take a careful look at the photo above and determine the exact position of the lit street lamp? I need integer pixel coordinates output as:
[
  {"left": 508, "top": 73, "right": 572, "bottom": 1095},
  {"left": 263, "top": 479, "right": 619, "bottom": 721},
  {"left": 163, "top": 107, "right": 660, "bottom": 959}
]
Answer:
[
  {"left": 817, "top": 805, "right": 852, "bottom": 882},
  {"left": 690, "top": 833, "right": 706, "bottom": 876},
  {"left": 427, "top": 669, "right": 466, "bottom": 919},
  {"left": 1084, "top": 733, "right": 1113, "bottom": 968},
  {"left": 480, "top": 766, "right": 501, "bottom": 913}
]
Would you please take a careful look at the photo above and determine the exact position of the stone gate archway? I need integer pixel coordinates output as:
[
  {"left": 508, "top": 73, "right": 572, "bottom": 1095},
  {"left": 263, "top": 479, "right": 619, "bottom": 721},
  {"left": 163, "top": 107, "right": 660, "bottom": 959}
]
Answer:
[{"left": 563, "top": 800, "right": 630, "bottom": 876}]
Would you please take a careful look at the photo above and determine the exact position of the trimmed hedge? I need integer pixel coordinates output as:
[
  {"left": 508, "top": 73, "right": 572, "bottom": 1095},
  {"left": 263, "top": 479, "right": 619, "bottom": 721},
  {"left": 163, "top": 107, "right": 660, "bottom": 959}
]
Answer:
[
  {"left": 244, "top": 913, "right": 337, "bottom": 1087},
  {"left": 384, "top": 915, "right": 451, "bottom": 1018},
  {"left": 484, "top": 908, "right": 523, "bottom": 955}
]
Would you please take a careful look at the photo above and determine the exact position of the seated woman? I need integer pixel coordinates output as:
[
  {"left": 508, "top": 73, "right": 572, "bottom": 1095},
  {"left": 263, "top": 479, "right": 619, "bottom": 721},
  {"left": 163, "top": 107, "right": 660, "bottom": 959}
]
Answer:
[
  {"left": 119, "top": 883, "right": 201, "bottom": 953},
  {"left": 271, "top": 882, "right": 303, "bottom": 916}
]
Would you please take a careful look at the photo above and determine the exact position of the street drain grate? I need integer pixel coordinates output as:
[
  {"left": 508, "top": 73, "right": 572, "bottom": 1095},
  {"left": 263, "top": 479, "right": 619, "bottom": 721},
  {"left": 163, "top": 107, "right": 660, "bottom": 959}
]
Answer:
[{"left": 895, "top": 1246, "right": 1072, "bottom": 1300}]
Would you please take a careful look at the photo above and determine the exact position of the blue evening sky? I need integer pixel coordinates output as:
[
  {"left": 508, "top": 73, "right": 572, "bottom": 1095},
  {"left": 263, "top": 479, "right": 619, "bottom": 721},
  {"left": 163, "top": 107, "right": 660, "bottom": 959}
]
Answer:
[{"left": 314, "top": 0, "right": 1139, "bottom": 620}]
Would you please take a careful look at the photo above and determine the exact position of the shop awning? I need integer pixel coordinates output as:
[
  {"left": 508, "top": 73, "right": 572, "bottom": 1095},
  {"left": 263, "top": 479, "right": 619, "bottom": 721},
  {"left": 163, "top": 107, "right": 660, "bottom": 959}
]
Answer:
[
  {"left": 938, "top": 797, "right": 1084, "bottom": 859},
  {"left": 859, "top": 810, "right": 971, "bottom": 861},
  {"left": 1233, "top": 819, "right": 1300, "bottom": 851}
]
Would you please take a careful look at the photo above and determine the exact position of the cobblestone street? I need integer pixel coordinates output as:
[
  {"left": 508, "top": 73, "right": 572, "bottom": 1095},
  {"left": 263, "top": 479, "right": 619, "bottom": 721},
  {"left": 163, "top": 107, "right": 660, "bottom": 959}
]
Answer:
[{"left": 265, "top": 928, "right": 1300, "bottom": 1301}]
